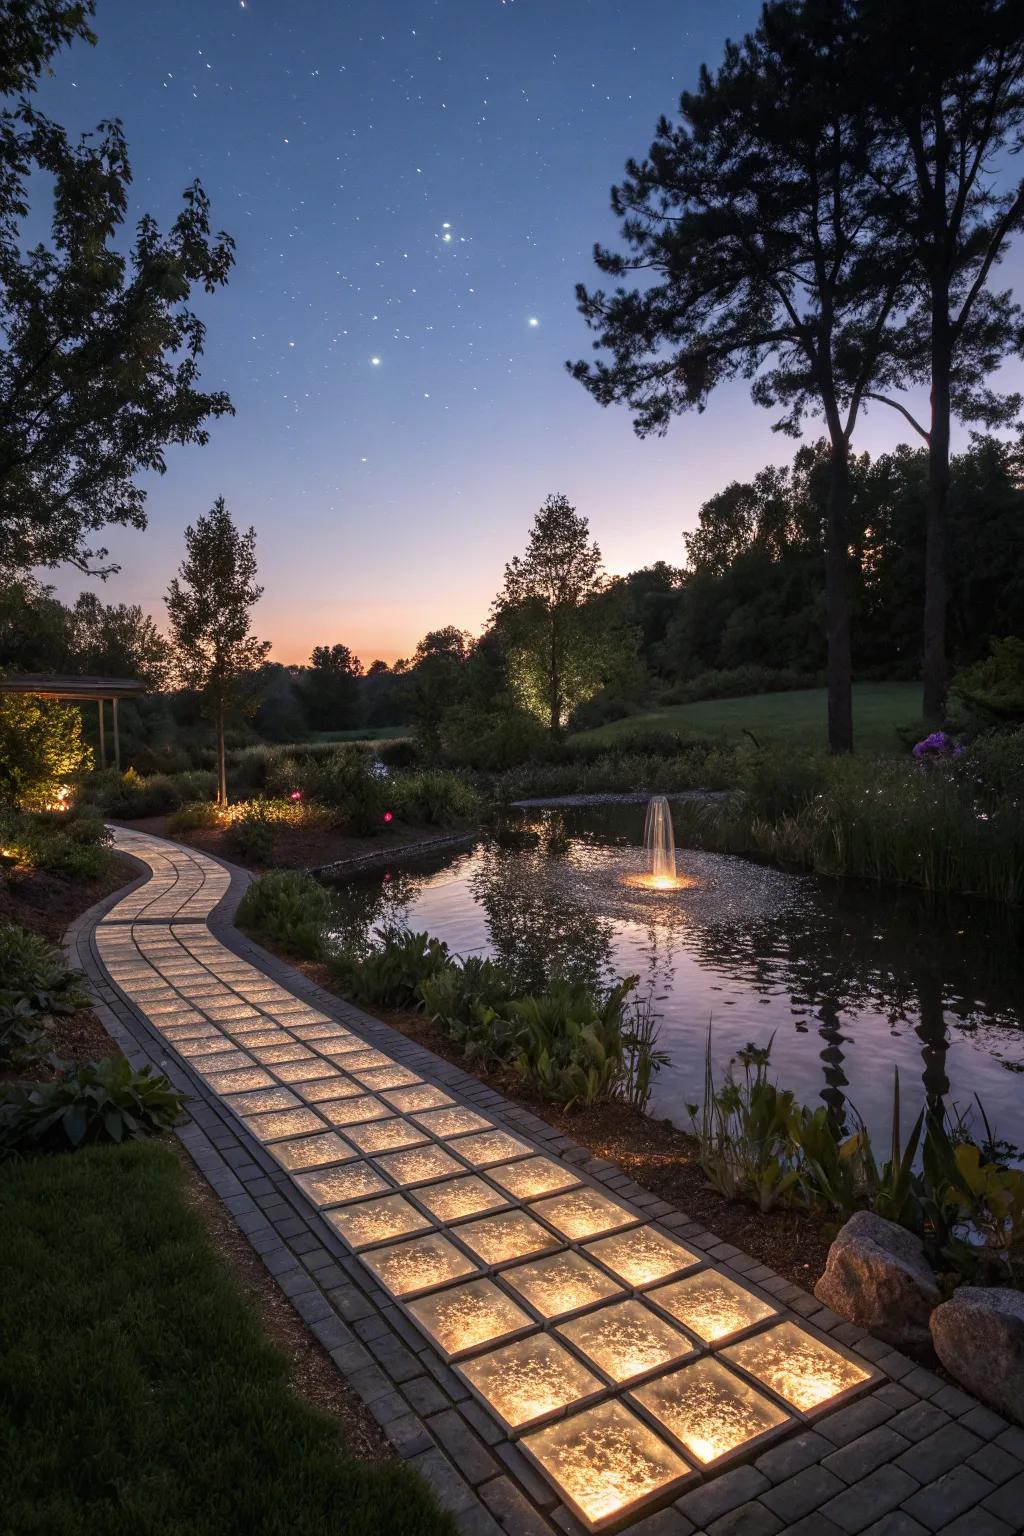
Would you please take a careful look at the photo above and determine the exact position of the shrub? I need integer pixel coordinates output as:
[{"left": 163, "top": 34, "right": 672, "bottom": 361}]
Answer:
[
  {"left": 225, "top": 800, "right": 277, "bottom": 864},
  {"left": 441, "top": 705, "right": 550, "bottom": 771},
  {"left": 328, "top": 926, "right": 451, "bottom": 1008},
  {"left": 235, "top": 869, "right": 334, "bottom": 959},
  {"left": 0, "top": 811, "right": 113, "bottom": 880},
  {"left": 0, "top": 693, "right": 90, "bottom": 812},
  {"left": 168, "top": 800, "right": 224, "bottom": 833},
  {"left": 276, "top": 746, "right": 389, "bottom": 834},
  {"left": 84, "top": 766, "right": 218, "bottom": 818},
  {"left": 376, "top": 738, "right": 420, "bottom": 769},
  {"left": 0, "top": 924, "right": 90, "bottom": 1069},
  {"left": 0, "top": 1058, "right": 185, "bottom": 1155},
  {"left": 392, "top": 769, "right": 480, "bottom": 827},
  {"left": 952, "top": 636, "right": 1024, "bottom": 725}
]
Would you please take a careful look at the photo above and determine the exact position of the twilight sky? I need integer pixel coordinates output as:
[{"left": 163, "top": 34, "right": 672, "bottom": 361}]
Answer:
[{"left": 36, "top": 0, "right": 1024, "bottom": 665}]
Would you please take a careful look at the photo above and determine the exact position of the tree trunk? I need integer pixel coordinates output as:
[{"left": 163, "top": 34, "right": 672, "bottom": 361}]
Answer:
[
  {"left": 923, "top": 333, "right": 951, "bottom": 725},
  {"left": 549, "top": 612, "right": 561, "bottom": 733},
  {"left": 217, "top": 697, "right": 228, "bottom": 807},
  {"left": 825, "top": 443, "right": 854, "bottom": 754}
]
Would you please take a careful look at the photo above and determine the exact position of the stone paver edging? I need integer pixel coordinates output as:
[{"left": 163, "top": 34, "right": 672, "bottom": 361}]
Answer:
[{"left": 65, "top": 827, "right": 1024, "bottom": 1536}]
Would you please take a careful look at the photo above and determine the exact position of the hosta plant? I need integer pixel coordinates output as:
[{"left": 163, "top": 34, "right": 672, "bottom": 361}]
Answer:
[{"left": 0, "top": 1058, "right": 186, "bottom": 1155}]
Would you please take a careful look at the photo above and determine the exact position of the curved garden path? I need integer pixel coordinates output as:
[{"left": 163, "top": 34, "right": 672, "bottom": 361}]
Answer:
[{"left": 66, "top": 826, "right": 1024, "bottom": 1536}]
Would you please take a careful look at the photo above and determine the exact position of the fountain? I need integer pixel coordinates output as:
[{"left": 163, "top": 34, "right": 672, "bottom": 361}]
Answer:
[{"left": 625, "top": 795, "right": 695, "bottom": 890}]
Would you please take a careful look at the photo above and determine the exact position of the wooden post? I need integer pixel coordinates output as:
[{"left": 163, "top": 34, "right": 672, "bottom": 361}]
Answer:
[
  {"left": 112, "top": 696, "right": 121, "bottom": 773},
  {"left": 98, "top": 699, "right": 106, "bottom": 768}
]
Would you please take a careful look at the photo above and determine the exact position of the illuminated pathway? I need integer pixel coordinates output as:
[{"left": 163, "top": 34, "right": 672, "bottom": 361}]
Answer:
[{"left": 68, "top": 828, "right": 1024, "bottom": 1536}]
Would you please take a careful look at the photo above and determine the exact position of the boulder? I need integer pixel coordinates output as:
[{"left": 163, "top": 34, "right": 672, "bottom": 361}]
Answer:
[
  {"left": 814, "top": 1210, "right": 941, "bottom": 1347},
  {"left": 930, "top": 1287, "right": 1024, "bottom": 1424}
]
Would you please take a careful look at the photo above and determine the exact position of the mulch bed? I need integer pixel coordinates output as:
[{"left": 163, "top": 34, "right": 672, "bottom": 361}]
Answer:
[
  {"left": 0, "top": 853, "right": 138, "bottom": 946},
  {"left": 114, "top": 815, "right": 462, "bottom": 874},
  {"left": 285, "top": 958, "right": 833, "bottom": 1292}
]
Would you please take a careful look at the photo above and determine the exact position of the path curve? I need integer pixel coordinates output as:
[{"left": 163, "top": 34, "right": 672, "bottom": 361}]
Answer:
[{"left": 65, "top": 826, "right": 1020, "bottom": 1536}]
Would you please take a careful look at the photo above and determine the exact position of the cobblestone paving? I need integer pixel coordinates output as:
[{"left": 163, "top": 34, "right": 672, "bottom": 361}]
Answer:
[{"left": 67, "top": 827, "right": 1024, "bottom": 1536}]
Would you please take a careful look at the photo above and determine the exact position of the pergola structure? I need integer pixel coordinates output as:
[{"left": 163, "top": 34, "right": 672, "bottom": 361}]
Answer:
[{"left": 0, "top": 674, "right": 146, "bottom": 772}]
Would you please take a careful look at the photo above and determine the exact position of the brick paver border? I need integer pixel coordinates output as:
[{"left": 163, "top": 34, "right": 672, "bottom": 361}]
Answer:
[{"left": 64, "top": 829, "right": 1024, "bottom": 1536}]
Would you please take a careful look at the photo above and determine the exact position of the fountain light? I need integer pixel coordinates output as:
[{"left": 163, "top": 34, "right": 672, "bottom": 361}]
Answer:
[
  {"left": 622, "top": 794, "right": 698, "bottom": 891},
  {"left": 487, "top": 1156, "right": 582, "bottom": 1200},
  {"left": 649, "top": 1271, "right": 777, "bottom": 1344},
  {"left": 459, "top": 1334, "right": 604, "bottom": 1433},
  {"left": 373, "top": 1144, "right": 464, "bottom": 1187},
  {"left": 585, "top": 1226, "right": 702, "bottom": 1288},
  {"left": 414, "top": 1176, "right": 510, "bottom": 1223},
  {"left": 532, "top": 1188, "right": 637, "bottom": 1242},
  {"left": 456, "top": 1208, "right": 562, "bottom": 1266},
  {"left": 502, "top": 1250, "right": 624, "bottom": 1320},
  {"left": 325, "top": 1192, "right": 433, "bottom": 1249},
  {"left": 521, "top": 1399, "right": 692, "bottom": 1532},
  {"left": 268, "top": 1131, "right": 355, "bottom": 1171},
  {"left": 721, "top": 1321, "right": 872, "bottom": 1413},
  {"left": 360, "top": 1232, "right": 477, "bottom": 1298},
  {"left": 557, "top": 1298, "right": 695, "bottom": 1385},
  {"left": 294, "top": 1162, "right": 389, "bottom": 1206},
  {"left": 630, "top": 1357, "right": 790, "bottom": 1466},
  {"left": 407, "top": 1277, "right": 534, "bottom": 1359}
]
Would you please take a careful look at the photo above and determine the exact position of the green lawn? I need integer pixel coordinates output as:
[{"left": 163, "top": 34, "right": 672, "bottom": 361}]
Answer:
[
  {"left": 0, "top": 1141, "right": 453, "bottom": 1536},
  {"left": 308, "top": 726, "right": 411, "bottom": 743},
  {"left": 573, "top": 682, "right": 923, "bottom": 756}
]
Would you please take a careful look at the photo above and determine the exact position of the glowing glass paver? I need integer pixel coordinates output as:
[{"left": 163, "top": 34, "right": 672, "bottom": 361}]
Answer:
[
  {"left": 206, "top": 1065, "right": 275, "bottom": 1094},
  {"left": 294, "top": 1162, "right": 388, "bottom": 1207},
  {"left": 332, "top": 1048, "right": 394, "bottom": 1071},
  {"left": 414, "top": 1176, "right": 510, "bottom": 1223},
  {"left": 272, "top": 1059, "right": 346, "bottom": 1084},
  {"left": 557, "top": 1298, "right": 695, "bottom": 1385},
  {"left": 344, "top": 1117, "right": 427, "bottom": 1154},
  {"left": 407, "top": 1277, "right": 533, "bottom": 1360},
  {"left": 326, "top": 1192, "right": 432, "bottom": 1250},
  {"left": 226, "top": 1028, "right": 287, "bottom": 1048},
  {"left": 533, "top": 1189, "right": 637, "bottom": 1242},
  {"left": 251, "top": 1043, "right": 316, "bottom": 1064},
  {"left": 223, "top": 1086, "right": 299, "bottom": 1116},
  {"left": 194, "top": 1049, "right": 252, "bottom": 1075},
  {"left": 460, "top": 1334, "right": 603, "bottom": 1433},
  {"left": 374, "top": 1144, "right": 464, "bottom": 1187},
  {"left": 452, "top": 1130, "right": 534, "bottom": 1167},
  {"left": 268, "top": 1131, "right": 354, "bottom": 1172},
  {"left": 319, "top": 1095, "right": 393, "bottom": 1127},
  {"left": 456, "top": 1209, "right": 561, "bottom": 1266},
  {"left": 650, "top": 1271, "right": 777, "bottom": 1345},
  {"left": 631, "top": 1357, "right": 790, "bottom": 1465},
  {"left": 488, "top": 1156, "right": 582, "bottom": 1200},
  {"left": 175, "top": 1034, "right": 231, "bottom": 1057},
  {"left": 522, "top": 1400, "right": 691, "bottom": 1532},
  {"left": 294, "top": 1077, "right": 363, "bottom": 1104},
  {"left": 242, "top": 1107, "right": 327, "bottom": 1142},
  {"left": 502, "top": 1250, "right": 624, "bottom": 1321},
  {"left": 382, "top": 1084, "right": 454, "bottom": 1113},
  {"left": 585, "top": 1226, "right": 702, "bottom": 1288},
  {"left": 413, "top": 1106, "right": 494, "bottom": 1139},
  {"left": 361, "top": 1232, "right": 477, "bottom": 1299},
  {"left": 353, "top": 1065, "right": 422, "bottom": 1091},
  {"left": 722, "top": 1321, "right": 872, "bottom": 1413}
]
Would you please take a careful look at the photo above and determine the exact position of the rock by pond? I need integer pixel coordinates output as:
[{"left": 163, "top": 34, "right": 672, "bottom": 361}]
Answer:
[{"left": 813, "top": 1210, "right": 941, "bottom": 1348}]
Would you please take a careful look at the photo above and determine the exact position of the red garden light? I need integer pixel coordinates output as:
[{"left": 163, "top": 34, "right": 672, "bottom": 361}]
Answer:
[{"left": 383, "top": 810, "right": 394, "bottom": 823}]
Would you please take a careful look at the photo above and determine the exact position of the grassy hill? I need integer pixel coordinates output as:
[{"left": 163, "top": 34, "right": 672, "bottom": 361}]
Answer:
[{"left": 572, "top": 682, "right": 923, "bottom": 756}]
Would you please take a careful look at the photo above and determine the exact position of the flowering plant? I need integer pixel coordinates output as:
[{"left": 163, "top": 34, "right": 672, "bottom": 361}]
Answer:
[{"left": 912, "top": 731, "right": 963, "bottom": 761}]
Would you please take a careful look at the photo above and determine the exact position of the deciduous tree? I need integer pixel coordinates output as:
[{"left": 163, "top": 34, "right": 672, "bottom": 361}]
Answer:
[
  {"left": 165, "top": 499, "right": 269, "bottom": 805},
  {"left": 0, "top": 0, "right": 234, "bottom": 576}
]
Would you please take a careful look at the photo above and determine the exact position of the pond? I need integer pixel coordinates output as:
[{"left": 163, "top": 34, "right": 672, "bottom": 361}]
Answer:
[{"left": 325, "top": 802, "right": 1024, "bottom": 1151}]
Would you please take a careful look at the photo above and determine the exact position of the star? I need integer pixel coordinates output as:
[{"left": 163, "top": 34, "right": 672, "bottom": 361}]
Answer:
[
  {"left": 528, "top": 317, "right": 540, "bottom": 327},
  {"left": 371, "top": 357, "right": 381, "bottom": 366}
]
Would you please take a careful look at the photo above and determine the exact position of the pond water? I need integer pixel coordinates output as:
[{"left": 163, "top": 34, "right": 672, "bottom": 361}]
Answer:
[{"left": 326, "top": 803, "right": 1024, "bottom": 1151}]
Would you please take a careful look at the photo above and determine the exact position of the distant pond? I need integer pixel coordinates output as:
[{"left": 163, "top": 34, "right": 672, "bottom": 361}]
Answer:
[{"left": 324, "top": 802, "right": 1024, "bottom": 1152}]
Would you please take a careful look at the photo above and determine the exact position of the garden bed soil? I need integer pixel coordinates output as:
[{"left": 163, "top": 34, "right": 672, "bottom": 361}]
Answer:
[
  {"left": 282, "top": 956, "right": 833, "bottom": 1292},
  {"left": 114, "top": 815, "right": 466, "bottom": 875}
]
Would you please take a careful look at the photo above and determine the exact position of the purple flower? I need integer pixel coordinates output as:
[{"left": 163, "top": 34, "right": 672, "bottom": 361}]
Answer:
[{"left": 912, "top": 731, "right": 963, "bottom": 761}]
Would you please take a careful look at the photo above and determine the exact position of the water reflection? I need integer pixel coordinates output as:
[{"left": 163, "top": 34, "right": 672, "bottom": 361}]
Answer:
[{"left": 326, "top": 805, "right": 1024, "bottom": 1146}]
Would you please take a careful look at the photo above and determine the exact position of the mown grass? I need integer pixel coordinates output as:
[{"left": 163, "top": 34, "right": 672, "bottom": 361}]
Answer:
[
  {"left": 572, "top": 682, "right": 922, "bottom": 755},
  {"left": 0, "top": 1140, "right": 453, "bottom": 1536}
]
